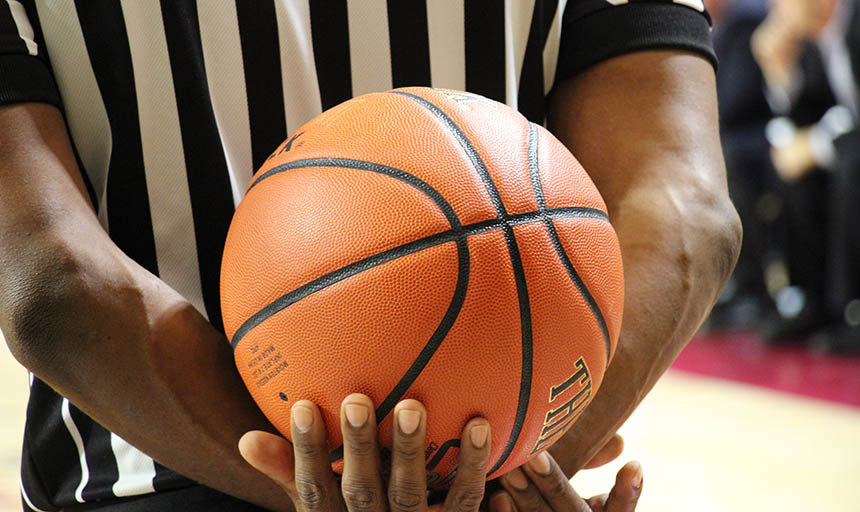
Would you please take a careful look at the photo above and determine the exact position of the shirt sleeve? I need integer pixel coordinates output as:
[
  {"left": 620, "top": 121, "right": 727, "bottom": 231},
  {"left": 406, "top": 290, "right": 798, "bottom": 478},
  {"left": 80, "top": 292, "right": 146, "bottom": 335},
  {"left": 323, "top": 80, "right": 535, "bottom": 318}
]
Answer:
[
  {"left": 0, "top": 0, "right": 60, "bottom": 107},
  {"left": 556, "top": 0, "right": 718, "bottom": 81}
]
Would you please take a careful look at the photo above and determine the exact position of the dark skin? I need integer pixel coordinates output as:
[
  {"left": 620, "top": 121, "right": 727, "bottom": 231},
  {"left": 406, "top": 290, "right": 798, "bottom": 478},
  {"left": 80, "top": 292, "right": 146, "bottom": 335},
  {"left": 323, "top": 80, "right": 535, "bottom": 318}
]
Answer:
[
  {"left": 0, "top": 48, "right": 739, "bottom": 511},
  {"left": 238, "top": 395, "right": 643, "bottom": 512},
  {"left": 243, "top": 50, "right": 738, "bottom": 511},
  {"left": 545, "top": 50, "right": 740, "bottom": 475}
]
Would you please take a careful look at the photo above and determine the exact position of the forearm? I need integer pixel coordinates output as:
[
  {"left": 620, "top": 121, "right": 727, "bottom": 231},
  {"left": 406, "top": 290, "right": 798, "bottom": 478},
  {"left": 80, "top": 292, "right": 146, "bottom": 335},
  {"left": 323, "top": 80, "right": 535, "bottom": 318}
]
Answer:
[
  {"left": 544, "top": 51, "right": 742, "bottom": 475},
  {"left": 0, "top": 104, "right": 291, "bottom": 511},
  {"left": 548, "top": 195, "right": 737, "bottom": 474}
]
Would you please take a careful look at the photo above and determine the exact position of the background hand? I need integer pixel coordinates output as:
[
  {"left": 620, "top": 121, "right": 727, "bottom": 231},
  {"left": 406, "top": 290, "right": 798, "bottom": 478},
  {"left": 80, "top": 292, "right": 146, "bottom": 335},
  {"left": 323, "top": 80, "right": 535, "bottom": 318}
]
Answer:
[
  {"left": 770, "top": 128, "right": 817, "bottom": 183},
  {"left": 582, "top": 434, "right": 624, "bottom": 470},
  {"left": 490, "top": 451, "right": 642, "bottom": 512}
]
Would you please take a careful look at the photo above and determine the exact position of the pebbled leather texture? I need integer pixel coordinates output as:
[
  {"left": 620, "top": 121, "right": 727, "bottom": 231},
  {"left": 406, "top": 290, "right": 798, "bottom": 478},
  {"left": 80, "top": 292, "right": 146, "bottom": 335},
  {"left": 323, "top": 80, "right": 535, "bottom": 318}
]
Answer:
[{"left": 221, "top": 86, "right": 624, "bottom": 485}]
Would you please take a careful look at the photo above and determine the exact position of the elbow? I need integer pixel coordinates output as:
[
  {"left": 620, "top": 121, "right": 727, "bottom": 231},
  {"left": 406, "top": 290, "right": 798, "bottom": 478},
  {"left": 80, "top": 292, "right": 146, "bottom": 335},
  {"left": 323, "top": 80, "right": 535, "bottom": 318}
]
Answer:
[
  {"left": 1, "top": 232, "right": 151, "bottom": 389},
  {"left": 692, "top": 188, "right": 743, "bottom": 291},
  {"left": 619, "top": 177, "right": 743, "bottom": 312},
  {"left": 0, "top": 246, "right": 87, "bottom": 375},
  {"left": 658, "top": 183, "right": 742, "bottom": 318},
  {"left": 616, "top": 178, "right": 743, "bottom": 293}
]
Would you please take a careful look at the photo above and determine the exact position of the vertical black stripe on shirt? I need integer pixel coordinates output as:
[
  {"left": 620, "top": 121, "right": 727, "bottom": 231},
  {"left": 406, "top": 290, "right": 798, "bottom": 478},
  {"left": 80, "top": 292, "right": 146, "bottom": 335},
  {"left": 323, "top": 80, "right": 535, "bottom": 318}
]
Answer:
[
  {"left": 386, "top": 0, "right": 431, "bottom": 87},
  {"left": 518, "top": 0, "right": 558, "bottom": 123},
  {"left": 71, "top": 405, "right": 120, "bottom": 502},
  {"left": 24, "top": 381, "right": 83, "bottom": 507},
  {"left": 235, "top": 0, "right": 287, "bottom": 170},
  {"left": 308, "top": 0, "right": 351, "bottom": 110},
  {"left": 160, "top": 0, "right": 235, "bottom": 333},
  {"left": 75, "top": 1, "right": 160, "bottom": 276},
  {"left": 20, "top": 441, "right": 55, "bottom": 512},
  {"left": 152, "top": 460, "right": 195, "bottom": 492},
  {"left": 20, "top": 385, "right": 62, "bottom": 511},
  {"left": 0, "top": 1, "right": 28, "bottom": 54},
  {"left": 464, "top": 1, "right": 505, "bottom": 102}
]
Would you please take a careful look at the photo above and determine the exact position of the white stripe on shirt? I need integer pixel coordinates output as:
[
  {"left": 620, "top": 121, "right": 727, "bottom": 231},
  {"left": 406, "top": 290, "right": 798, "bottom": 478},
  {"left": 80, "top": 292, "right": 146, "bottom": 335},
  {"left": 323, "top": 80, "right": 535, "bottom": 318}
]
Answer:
[
  {"left": 275, "top": 0, "right": 324, "bottom": 134},
  {"left": 505, "top": 0, "right": 536, "bottom": 109},
  {"left": 347, "top": 0, "right": 392, "bottom": 96},
  {"left": 121, "top": 0, "right": 207, "bottom": 316},
  {"left": 427, "top": 0, "right": 466, "bottom": 90},
  {"left": 34, "top": 0, "right": 112, "bottom": 227},
  {"left": 110, "top": 433, "right": 157, "bottom": 497},
  {"left": 543, "top": 0, "right": 566, "bottom": 94},
  {"left": 61, "top": 399, "right": 89, "bottom": 503},
  {"left": 7, "top": 0, "right": 37, "bottom": 55},
  {"left": 197, "top": 1, "right": 253, "bottom": 207}
]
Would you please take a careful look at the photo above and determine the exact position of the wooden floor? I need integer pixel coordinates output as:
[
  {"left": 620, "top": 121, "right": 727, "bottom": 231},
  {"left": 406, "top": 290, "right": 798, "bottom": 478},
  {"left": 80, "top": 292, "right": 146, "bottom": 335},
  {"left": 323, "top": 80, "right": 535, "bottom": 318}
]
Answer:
[
  {"left": 0, "top": 333, "right": 27, "bottom": 512},
  {"left": 1, "top": 333, "right": 859, "bottom": 511},
  {"left": 570, "top": 371, "right": 860, "bottom": 511}
]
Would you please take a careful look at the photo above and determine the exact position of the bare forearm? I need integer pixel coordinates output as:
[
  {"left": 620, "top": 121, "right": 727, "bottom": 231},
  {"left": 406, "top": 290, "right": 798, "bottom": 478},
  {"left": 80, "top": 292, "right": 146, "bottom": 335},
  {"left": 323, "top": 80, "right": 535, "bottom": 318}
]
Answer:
[
  {"left": 548, "top": 201, "right": 737, "bottom": 474},
  {"left": 545, "top": 51, "right": 742, "bottom": 475},
  {"left": 0, "top": 104, "right": 291, "bottom": 511}
]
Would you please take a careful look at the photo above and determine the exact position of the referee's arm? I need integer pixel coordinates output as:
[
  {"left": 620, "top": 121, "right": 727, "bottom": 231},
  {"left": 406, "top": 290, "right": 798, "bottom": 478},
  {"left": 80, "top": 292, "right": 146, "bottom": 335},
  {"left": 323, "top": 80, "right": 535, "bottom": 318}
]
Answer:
[
  {"left": 0, "top": 103, "right": 294, "bottom": 510},
  {"left": 545, "top": 49, "right": 742, "bottom": 476}
]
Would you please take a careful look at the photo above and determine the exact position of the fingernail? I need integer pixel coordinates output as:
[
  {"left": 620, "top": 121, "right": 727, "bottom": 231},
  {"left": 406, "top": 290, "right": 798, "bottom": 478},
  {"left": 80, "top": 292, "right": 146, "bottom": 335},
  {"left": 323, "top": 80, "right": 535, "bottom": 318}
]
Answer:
[
  {"left": 345, "top": 403, "right": 368, "bottom": 428},
  {"left": 505, "top": 468, "right": 528, "bottom": 491},
  {"left": 528, "top": 451, "right": 552, "bottom": 476},
  {"left": 398, "top": 409, "right": 421, "bottom": 435},
  {"left": 490, "top": 492, "right": 512, "bottom": 512},
  {"left": 292, "top": 405, "right": 313, "bottom": 433},
  {"left": 631, "top": 461, "right": 643, "bottom": 489},
  {"left": 470, "top": 424, "right": 489, "bottom": 448}
]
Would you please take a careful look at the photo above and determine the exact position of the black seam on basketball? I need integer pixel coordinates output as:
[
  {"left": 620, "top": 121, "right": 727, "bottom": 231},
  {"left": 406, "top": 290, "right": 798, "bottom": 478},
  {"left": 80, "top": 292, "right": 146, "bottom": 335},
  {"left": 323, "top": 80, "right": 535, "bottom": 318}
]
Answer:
[
  {"left": 425, "top": 439, "right": 461, "bottom": 471},
  {"left": 327, "top": 238, "right": 469, "bottom": 464},
  {"left": 488, "top": 226, "right": 533, "bottom": 476},
  {"left": 230, "top": 205, "right": 608, "bottom": 349},
  {"left": 247, "top": 157, "right": 470, "bottom": 466},
  {"left": 239, "top": 213, "right": 605, "bottom": 465},
  {"left": 544, "top": 222, "right": 612, "bottom": 363},
  {"left": 247, "top": 157, "right": 461, "bottom": 228},
  {"left": 388, "top": 91, "right": 508, "bottom": 218},
  {"left": 526, "top": 122, "right": 612, "bottom": 364},
  {"left": 436, "top": 466, "right": 459, "bottom": 488},
  {"left": 527, "top": 123, "right": 547, "bottom": 209},
  {"left": 235, "top": 119, "right": 611, "bottom": 472},
  {"left": 375, "top": 237, "right": 469, "bottom": 427},
  {"left": 389, "top": 90, "right": 532, "bottom": 477}
]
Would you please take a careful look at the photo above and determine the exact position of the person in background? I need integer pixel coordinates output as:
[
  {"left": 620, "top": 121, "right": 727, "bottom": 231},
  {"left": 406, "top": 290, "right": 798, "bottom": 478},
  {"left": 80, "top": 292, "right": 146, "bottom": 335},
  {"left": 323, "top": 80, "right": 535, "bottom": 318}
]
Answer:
[
  {"left": 705, "top": 0, "right": 774, "bottom": 331},
  {"left": 751, "top": 0, "right": 860, "bottom": 352}
]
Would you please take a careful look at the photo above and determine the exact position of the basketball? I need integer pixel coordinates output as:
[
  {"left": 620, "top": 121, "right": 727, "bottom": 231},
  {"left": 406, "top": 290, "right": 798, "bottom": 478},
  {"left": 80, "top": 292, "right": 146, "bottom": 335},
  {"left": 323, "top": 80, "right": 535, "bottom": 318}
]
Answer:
[{"left": 220, "top": 87, "right": 623, "bottom": 485}]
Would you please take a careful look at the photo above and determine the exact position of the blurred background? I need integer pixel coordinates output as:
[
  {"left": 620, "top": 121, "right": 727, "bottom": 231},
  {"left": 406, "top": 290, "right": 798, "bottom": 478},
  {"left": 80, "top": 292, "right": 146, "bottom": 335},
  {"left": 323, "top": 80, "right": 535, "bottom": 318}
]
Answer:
[
  {"left": 2, "top": 0, "right": 860, "bottom": 510},
  {"left": 573, "top": 0, "right": 860, "bottom": 509}
]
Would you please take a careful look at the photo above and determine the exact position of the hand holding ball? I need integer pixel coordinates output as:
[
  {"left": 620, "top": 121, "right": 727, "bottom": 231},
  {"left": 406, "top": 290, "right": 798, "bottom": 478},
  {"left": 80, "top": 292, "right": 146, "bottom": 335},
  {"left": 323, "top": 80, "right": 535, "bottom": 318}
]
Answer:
[{"left": 221, "top": 87, "right": 623, "bottom": 485}]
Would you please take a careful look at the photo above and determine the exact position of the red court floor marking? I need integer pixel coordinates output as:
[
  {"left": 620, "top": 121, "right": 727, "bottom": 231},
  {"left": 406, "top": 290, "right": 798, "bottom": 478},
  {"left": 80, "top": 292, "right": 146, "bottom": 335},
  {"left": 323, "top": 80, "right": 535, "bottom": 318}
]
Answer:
[{"left": 672, "top": 330, "right": 860, "bottom": 407}]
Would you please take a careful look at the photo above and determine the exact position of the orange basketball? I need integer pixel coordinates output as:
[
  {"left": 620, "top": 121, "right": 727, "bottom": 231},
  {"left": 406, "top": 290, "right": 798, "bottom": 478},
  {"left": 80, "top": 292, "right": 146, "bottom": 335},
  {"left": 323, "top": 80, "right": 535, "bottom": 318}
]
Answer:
[{"left": 220, "top": 87, "right": 623, "bottom": 486}]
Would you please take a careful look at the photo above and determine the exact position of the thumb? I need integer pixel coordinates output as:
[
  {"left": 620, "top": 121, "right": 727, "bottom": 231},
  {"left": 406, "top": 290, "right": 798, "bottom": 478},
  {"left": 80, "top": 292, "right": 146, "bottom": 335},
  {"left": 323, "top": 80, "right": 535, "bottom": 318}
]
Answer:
[
  {"left": 583, "top": 434, "right": 624, "bottom": 470},
  {"left": 239, "top": 430, "right": 298, "bottom": 495}
]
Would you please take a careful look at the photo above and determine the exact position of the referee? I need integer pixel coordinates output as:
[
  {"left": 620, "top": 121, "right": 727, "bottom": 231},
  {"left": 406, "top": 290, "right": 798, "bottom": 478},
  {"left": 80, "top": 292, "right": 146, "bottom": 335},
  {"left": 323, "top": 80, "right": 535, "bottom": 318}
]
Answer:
[{"left": 0, "top": 1, "right": 740, "bottom": 510}]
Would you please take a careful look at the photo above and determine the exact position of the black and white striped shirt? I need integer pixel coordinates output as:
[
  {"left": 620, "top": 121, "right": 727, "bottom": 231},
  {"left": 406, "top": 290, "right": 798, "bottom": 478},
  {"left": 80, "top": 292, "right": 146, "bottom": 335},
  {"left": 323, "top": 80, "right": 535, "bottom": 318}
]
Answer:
[{"left": 1, "top": 1, "right": 714, "bottom": 509}]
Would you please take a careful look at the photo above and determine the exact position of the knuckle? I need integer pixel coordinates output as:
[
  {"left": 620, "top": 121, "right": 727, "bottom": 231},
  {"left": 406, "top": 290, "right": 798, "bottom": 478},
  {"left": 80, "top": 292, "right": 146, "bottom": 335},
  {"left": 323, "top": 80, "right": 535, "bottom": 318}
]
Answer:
[
  {"left": 341, "top": 478, "right": 381, "bottom": 511},
  {"left": 517, "top": 492, "right": 544, "bottom": 512},
  {"left": 293, "top": 440, "right": 322, "bottom": 458},
  {"left": 344, "top": 434, "right": 376, "bottom": 458},
  {"left": 393, "top": 441, "right": 424, "bottom": 462},
  {"left": 388, "top": 484, "right": 426, "bottom": 512},
  {"left": 294, "top": 475, "right": 327, "bottom": 509},
  {"left": 461, "top": 454, "right": 488, "bottom": 475},
  {"left": 543, "top": 476, "right": 571, "bottom": 500},
  {"left": 449, "top": 487, "right": 484, "bottom": 511}
]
